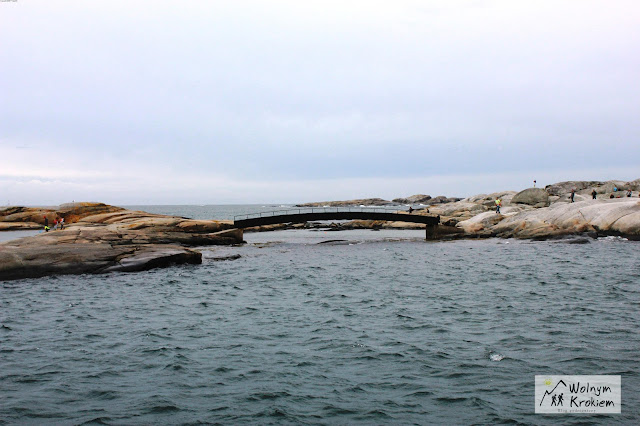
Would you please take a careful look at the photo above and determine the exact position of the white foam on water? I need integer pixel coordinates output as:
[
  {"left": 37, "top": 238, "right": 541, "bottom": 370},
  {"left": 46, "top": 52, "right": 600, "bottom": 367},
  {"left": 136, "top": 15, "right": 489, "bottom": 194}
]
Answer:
[
  {"left": 598, "top": 236, "right": 629, "bottom": 242},
  {"left": 489, "top": 353, "right": 504, "bottom": 362}
]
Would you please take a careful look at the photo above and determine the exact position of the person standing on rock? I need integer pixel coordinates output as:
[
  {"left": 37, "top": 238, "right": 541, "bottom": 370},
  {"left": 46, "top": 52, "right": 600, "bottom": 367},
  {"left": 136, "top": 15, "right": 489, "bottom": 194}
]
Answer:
[
  {"left": 495, "top": 198, "right": 502, "bottom": 214},
  {"left": 592, "top": 189, "right": 597, "bottom": 199},
  {"left": 43, "top": 216, "right": 49, "bottom": 232},
  {"left": 627, "top": 189, "right": 632, "bottom": 197},
  {"left": 59, "top": 217, "right": 64, "bottom": 230},
  {"left": 570, "top": 188, "right": 575, "bottom": 203}
]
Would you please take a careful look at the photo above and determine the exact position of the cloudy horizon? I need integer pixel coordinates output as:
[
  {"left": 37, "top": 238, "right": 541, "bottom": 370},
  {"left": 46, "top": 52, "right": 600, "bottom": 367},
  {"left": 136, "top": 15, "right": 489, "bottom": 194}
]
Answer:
[{"left": 2, "top": 0, "right": 639, "bottom": 206}]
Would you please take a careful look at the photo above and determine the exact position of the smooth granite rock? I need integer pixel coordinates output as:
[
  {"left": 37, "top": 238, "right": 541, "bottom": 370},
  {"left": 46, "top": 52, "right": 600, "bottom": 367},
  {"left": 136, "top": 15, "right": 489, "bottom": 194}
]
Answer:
[
  {"left": 485, "top": 198, "right": 640, "bottom": 239},
  {"left": 296, "top": 198, "right": 393, "bottom": 207},
  {"left": 392, "top": 194, "right": 432, "bottom": 204},
  {"left": 0, "top": 204, "right": 243, "bottom": 281},
  {"left": 511, "top": 188, "right": 550, "bottom": 207}
]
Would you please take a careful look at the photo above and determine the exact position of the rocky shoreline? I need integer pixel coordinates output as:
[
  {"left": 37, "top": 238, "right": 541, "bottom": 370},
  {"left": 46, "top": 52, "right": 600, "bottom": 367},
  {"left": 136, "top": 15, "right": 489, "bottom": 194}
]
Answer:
[
  {"left": 0, "top": 203, "right": 242, "bottom": 281},
  {"left": 256, "top": 179, "right": 640, "bottom": 240},
  {"left": 1, "top": 179, "right": 638, "bottom": 280}
]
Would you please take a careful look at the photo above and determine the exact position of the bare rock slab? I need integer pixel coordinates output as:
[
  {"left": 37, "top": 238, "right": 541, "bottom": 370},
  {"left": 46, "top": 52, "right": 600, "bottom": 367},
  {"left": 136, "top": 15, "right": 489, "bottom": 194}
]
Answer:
[{"left": 0, "top": 242, "right": 202, "bottom": 281}]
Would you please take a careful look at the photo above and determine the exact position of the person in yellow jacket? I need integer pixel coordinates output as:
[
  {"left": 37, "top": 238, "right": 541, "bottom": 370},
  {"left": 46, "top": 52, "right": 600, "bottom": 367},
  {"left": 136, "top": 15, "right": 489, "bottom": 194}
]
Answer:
[{"left": 495, "top": 198, "right": 502, "bottom": 214}]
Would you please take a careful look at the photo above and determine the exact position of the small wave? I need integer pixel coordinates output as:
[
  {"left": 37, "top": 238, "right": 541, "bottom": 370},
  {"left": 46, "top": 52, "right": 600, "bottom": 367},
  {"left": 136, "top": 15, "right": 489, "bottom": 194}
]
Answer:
[
  {"left": 407, "top": 390, "right": 434, "bottom": 397},
  {"left": 215, "top": 366, "right": 234, "bottom": 373},
  {"left": 255, "top": 407, "right": 290, "bottom": 418},
  {"left": 85, "top": 390, "right": 120, "bottom": 400},
  {"left": 84, "top": 370, "right": 121, "bottom": 379},
  {"left": 435, "top": 396, "right": 467, "bottom": 403},
  {"left": 79, "top": 416, "right": 113, "bottom": 425},
  {"left": 360, "top": 409, "right": 392, "bottom": 419},
  {"left": 247, "top": 391, "right": 291, "bottom": 401},
  {"left": 163, "top": 363, "right": 185, "bottom": 371},
  {"left": 147, "top": 404, "right": 180, "bottom": 414},
  {"left": 321, "top": 405, "right": 358, "bottom": 415}
]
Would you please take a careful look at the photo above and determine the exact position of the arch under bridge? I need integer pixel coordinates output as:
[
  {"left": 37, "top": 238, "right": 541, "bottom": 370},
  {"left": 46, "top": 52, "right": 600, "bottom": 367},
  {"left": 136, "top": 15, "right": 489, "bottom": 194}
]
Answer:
[{"left": 233, "top": 207, "right": 440, "bottom": 239}]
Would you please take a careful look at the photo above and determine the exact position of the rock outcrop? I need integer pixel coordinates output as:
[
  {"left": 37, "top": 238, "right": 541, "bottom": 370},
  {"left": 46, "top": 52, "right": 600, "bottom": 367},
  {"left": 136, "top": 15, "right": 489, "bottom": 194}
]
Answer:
[
  {"left": 628, "top": 179, "right": 640, "bottom": 191},
  {"left": 463, "top": 191, "right": 517, "bottom": 207},
  {"left": 392, "top": 194, "right": 432, "bottom": 204},
  {"left": 544, "top": 179, "right": 637, "bottom": 197},
  {"left": 0, "top": 203, "right": 124, "bottom": 226},
  {"left": 511, "top": 188, "right": 550, "bottom": 207},
  {"left": 544, "top": 180, "right": 603, "bottom": 196},
  {"left": 296, "top": 198, "right": 393, "bottom": 207},
  {"left": 379, "top": 179, "right": 640, "bottom": 240},
  {"left": 0, "top": 222, "right": 42, "bottom": 231},
  {"left": 0, "top": 242, "right": 202, "bottom": 280},
  {"left": 423, "top": 195, "right": 464, "bottom": 205},
  {"left": 0, "top": 204, "right": 243, "bottom": 281},
  {"left": 457, "top": 211, "right": 510, "bottom": 234},
  {"left": 297, "top": 195, "right": 462, "bottom": 207},
  {"left": 490, "top": 198, "right": 640, "bottom": 239},
  {"left": 2, "top": 178, "right": 638, "bottom": 279}
]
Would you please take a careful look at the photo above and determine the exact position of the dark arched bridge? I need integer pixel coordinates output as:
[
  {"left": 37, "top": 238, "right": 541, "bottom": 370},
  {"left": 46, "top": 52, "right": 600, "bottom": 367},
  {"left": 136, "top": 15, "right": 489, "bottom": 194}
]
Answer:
[{"left": 233, "top": 207, "right": 440, "bottom": 231}]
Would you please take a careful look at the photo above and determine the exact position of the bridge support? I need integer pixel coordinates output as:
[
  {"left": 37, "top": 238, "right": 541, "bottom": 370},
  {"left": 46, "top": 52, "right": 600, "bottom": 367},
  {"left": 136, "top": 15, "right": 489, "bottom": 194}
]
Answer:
[{"left": 425, "top": 224, "right": 437, "bottom": 240}]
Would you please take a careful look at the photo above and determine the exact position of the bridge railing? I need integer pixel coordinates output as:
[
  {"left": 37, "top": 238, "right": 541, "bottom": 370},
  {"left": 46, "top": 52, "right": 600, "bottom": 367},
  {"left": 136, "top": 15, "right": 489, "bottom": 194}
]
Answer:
[{"left": 233, "top": 206, "right": 411, "bottom": 222}]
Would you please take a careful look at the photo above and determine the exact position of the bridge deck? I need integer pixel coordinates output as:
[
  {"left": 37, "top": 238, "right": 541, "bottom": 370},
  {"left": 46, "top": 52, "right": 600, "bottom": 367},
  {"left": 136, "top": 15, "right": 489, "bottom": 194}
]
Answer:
[{"left": 233, "top": 207, "right": 440, "bottom": 228}]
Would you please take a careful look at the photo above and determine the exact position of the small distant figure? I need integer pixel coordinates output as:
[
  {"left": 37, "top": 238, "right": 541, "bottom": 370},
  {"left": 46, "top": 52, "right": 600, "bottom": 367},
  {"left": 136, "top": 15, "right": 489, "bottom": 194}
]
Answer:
[
  {"left": 570, "top": 188, "right": 576, "bottom": 203},
  {"left": 610, "top": 194, "right": 615, "bottom": 199},
  {"left": 627, "top": 189, "right": 632, "bottom": 197},
  {"left": 408, "top": 206, "right": 414, "bottom": 214},
  {"left": 43, "top": 216, "right": 49, "bottom": 232},
  {"left": 59, "top": 217, "right": 65, "bottom": 230},
  {"left": 591, "top": 189, "right": 597, "bottom": 200},
  {"left": 495, "top": 198, "right": 502, "bottom": 214},
  {"left": 533, "top": 179, "right": 536, "bottom": 188},
  {"left": 614, "top": 186, "right": 618, "bottom": 192}
]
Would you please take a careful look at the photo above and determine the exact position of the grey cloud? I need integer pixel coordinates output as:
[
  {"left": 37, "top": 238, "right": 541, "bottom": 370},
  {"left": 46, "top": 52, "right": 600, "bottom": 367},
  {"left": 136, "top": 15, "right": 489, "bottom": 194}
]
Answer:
[{"left": 1, "top": 1, "right": 639, "bottom": 204}]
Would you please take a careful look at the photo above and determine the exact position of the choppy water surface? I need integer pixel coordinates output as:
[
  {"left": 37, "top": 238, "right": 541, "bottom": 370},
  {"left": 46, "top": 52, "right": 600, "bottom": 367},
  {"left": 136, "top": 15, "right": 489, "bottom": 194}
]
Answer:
[{"left": 1, "top": 206, "right": 640, "bottom": 424}]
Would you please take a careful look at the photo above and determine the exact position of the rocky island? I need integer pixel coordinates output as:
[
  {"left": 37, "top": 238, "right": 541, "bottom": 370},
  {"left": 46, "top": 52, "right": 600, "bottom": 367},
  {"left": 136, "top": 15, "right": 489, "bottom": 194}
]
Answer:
[
  {"left": 0, "top": 203, "right": 242, "bottom": 281},
  {"left": 1, "top": 179, "right": 639, "bottom": 281},
  {"left": 264, "top": 179, "right": 640, "bottom": 239}
]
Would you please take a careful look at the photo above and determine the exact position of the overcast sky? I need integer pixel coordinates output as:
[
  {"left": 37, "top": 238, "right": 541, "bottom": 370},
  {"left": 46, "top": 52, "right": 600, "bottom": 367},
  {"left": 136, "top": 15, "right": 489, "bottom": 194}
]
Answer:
[{"left": 1, "top": 0, "right": 638, "bottom": 205}]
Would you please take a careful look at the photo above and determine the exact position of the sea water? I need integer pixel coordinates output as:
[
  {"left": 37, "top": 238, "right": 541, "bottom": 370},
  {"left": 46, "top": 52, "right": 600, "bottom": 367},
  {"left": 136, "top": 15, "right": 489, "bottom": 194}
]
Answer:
[{"left": 1, "top": 205, "right": 639, "bottom": 424}]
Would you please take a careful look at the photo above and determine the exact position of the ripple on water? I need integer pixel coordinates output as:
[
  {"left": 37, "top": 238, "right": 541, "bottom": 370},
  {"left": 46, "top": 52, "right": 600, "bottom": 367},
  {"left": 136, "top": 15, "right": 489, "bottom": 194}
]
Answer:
[{"left": 0, "top": 236, "right": 639, "bottom": 424}]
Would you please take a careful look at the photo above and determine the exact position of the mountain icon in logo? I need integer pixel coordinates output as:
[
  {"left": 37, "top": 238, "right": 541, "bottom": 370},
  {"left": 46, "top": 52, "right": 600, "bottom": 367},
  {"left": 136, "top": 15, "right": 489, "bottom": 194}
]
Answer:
[{"left": 540, "top": 380, "right": 567, "bottom": 406}]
